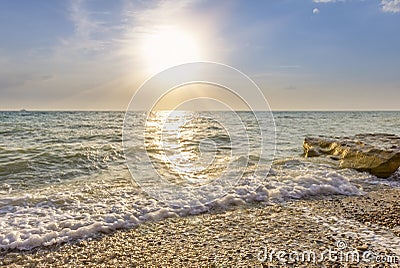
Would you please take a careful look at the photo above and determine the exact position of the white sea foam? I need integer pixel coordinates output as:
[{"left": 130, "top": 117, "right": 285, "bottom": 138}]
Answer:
[{"left": 0, "top": 162, "right": 365, "bottom": 251}]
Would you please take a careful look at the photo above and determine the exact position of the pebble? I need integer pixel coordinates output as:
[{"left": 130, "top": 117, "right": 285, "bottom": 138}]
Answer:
[{"left": 356, "top": 244, "right": 369, "bottom": 251}]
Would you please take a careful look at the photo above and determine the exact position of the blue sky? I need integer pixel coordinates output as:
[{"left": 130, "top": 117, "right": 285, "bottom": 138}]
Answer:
[{"left": 0, "top": 0, "right": 399, "bottom": 110}]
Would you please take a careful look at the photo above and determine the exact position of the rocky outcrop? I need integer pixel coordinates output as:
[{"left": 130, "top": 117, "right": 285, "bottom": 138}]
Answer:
[{"left": 303, "top": 134, "right": 400, "bottom": 178}]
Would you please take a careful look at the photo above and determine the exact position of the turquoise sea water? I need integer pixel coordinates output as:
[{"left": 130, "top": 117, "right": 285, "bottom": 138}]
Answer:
[{"left": 0, "top": 111, "right": 399, "bottom": 250}]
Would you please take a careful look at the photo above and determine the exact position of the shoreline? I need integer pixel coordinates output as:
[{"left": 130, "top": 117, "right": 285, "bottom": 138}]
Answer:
[{"left": 1, "top": 187, "right": 399, "bottom": 267}]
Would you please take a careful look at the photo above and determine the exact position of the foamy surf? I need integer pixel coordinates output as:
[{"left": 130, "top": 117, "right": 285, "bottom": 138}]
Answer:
[{"left": 0, "top": 161, "right": 366, "bottom": 251}]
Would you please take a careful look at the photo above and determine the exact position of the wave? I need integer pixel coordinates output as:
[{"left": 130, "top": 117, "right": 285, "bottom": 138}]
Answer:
[
  {"left": 0, "top": 144, "right": 125, "bottom": 189},
  {"left": 0, "top": 159, "right": 367, "bottom": 251}
]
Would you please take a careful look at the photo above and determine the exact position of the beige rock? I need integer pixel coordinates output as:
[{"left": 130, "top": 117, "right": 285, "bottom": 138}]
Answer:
[{"left": 303, "top": 134, "right": 400, "bottom": 178}]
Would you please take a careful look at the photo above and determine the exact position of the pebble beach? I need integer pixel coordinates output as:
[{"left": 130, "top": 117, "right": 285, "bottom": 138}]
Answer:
[{"left": 1, "top": 187, "right": 399, "bottom": 267}]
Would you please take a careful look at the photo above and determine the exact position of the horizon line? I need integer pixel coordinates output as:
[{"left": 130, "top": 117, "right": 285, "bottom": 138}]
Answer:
[{"left": 1, "top": 109, "right": 399, "bottom": 112}]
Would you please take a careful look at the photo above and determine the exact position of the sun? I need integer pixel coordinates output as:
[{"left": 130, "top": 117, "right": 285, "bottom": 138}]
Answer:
[{"left": 141, "top": 26, "right": 203, "bottom": 73}]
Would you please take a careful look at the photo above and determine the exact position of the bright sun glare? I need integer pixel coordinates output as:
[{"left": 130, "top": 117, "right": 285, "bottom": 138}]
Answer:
[{"left": 141, "top": 26, "right": 202, "bottom": 73}]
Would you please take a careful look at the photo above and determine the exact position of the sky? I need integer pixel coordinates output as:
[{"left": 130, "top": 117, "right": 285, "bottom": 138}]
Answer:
[{"left": 0, "top": 0, "right": 399, "bottom": 111}]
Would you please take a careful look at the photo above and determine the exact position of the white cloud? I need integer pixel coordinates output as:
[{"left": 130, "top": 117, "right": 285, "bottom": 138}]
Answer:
[
  {"left": 69, "top": 0, "right": 96, "bottom": 37},
  {"left": 58, "top": 0, "right": 115, "bottom": 55},
  {"left": 381, "top": 0, "right": 400, "bottom": 12},
  {"left": 313, "top": 0, "right": 400, "bottom": 13}
]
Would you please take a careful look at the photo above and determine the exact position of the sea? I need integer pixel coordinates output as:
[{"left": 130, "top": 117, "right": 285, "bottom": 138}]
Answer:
[{"left": 0, "top": 111, "right": 399, "bottom": 250}]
